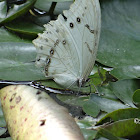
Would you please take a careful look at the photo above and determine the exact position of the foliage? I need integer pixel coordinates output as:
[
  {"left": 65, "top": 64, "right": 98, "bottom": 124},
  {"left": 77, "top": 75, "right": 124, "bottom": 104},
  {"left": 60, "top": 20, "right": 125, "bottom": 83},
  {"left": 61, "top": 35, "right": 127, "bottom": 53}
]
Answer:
[{"left": 0, "top": 0, "right": 140, "bottom": 139}]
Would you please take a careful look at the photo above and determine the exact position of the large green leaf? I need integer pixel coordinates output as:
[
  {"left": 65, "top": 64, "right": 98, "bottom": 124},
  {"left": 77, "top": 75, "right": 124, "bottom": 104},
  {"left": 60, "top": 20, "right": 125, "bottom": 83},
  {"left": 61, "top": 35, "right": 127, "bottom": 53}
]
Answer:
[
  {"left": 109, "top": 80, "right": 139, "bottom": 108},
  {"left": 103, "top": 118, "right": 140, "bottom": 138},
  {"left": 0, "top": 116, "right": 6, "bottom": 127},
  {"left": 82, "top": 79, "right": 140, "bottom": 117},
  {"left": 0, "top": 138, "right": 12, "bottom": 140},
  {"left": 57, "top": 94, "right": 89, "bottom": 108},
  {"left": 5, "top": 18, "right": 44, "bottom": 37},
  {"left": 0, "top": 28, "right": 45, "bottom": 81},
  {"left": 133, "top": 89, "right": 140, "bottom": 107},
  {"left": 0, "top": 0, "right": 36, "bottom": 24},
  {"left": 96, "top": 128, "right": 120, "bottom": 140},
  {"left": 83, "top": 94, "right": 128, "bottom": 117},
  {"left": 78, "top": 118, "right": 98, "bottom": 140},
  {"left": 0, "top": 102, "right": 7, "bottom": 138},
  {"left": 0, "top": 27, "right": 24, "bottom": 42},
  {"left": 110, "top": 66, "right": 140, "bottom": 80},
  {"left": 97, "top": 0, "right": 140, "bottom": 79},
  {"left": 97, "top": 108, "right": 140, "bottom": 125}
]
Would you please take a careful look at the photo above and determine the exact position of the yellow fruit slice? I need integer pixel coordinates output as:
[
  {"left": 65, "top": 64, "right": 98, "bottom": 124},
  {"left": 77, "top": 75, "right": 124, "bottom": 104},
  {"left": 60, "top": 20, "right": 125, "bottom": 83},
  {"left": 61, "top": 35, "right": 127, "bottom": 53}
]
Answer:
[{"left": 0, "top": 85, "right": 84, "bottom": 140}]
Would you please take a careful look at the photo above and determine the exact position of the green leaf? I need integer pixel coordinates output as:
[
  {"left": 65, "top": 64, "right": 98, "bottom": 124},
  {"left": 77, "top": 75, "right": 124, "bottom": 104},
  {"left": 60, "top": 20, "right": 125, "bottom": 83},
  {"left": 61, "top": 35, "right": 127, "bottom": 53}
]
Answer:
[
  {"left": 81, "top": 129, "right": 97, "bottom": 140},
  {"left": 96, "top": 128, "right": 120, "bottom": 140},
  {"left": 110, "top": 66, "right": 140, "bottom": 80},
  {"left": 133, "top": 89, "right": 140, "bottom": 107},
  {"left": 97, "top": 108, "right": 140, "bottom": 125},
  {"left": 97, "top": 0, "right": 140, "bottom": 79},
  {"left": 0, "top": 116, "right": 6, "bottom": 127},
  {"left": 0, "top": 27, "right": 25, "bottom": 42},
  {"left": 0, "top": 128, "right": 6, "bottom": 136},
  {"left": 78, "top": 117, "right": 98, "bottom": 140},
  {"left": 57, "top": 94, "right": 89, "bottom": 107},
  {"left": 109, "top": 80, "right": 139, "bottom": 108},
  {"left": 83, "top": 94, "right": 128, "bottom": 117},
  {"left": 96, "top": 84, "right": 118, "bottom": 100},
  {"left": 5, "top": 18, "right": 44, "bottom": 37},
  {"left": 0, "top": 0, "right": 36, "bottom": 24},
  {"left": 0, "top": 104, "right": 6, "bottom": 128},
  {"left": 103, "top": 118, "right": 140, "bottom": 138},
  {"left": 0, "top": 43, "right": 45, "bottom": 81},
  {"left": 83, "top": 100, "right": 100, "bottom": 117},
  {"left": 0, "top": 138, "right": 12, "bottom": 140},
  {"left": 89, "top": 68, "right": 107, "bottom": 87},
  {"left": 0, "top": 28, "right": 45, "bottom": 81}
]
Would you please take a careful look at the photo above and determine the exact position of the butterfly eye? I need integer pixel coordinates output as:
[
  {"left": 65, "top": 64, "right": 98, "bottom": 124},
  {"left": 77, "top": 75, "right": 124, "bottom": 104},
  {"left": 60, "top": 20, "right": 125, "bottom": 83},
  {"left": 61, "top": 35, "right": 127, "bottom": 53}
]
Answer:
[
  {"left": 70, "top": 23, "right": 74, "bottom": 28},
  {"left": 77, "top": 17, "right": 81, "bottom": 23}
]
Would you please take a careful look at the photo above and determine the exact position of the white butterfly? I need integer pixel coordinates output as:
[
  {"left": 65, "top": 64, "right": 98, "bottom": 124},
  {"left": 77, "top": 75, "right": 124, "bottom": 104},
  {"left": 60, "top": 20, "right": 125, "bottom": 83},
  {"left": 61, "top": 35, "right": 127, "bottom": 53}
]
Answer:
[{"left": 33, "top": 0, "right": 101, "bottom": 89}]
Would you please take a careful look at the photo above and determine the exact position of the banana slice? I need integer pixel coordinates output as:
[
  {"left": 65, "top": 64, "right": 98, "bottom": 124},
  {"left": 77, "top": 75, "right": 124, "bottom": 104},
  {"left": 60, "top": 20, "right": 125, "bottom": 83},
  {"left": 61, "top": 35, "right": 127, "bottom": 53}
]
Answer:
[{"left": 0, "top": 85, "right": 84, "bottom": 140}]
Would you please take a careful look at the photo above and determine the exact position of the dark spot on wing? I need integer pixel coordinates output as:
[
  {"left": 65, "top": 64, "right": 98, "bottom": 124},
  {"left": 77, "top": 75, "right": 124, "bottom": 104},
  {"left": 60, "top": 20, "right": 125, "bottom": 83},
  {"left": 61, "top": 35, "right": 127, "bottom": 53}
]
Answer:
[
  {"left": 62, "top": 40, "right": 66, "bottom": 45},
  {"left": 77, "top": 17, "right": 81, "bottom": 23},
  {"left": 70, "top": 23, "right": 74, "bottom": 28},
  {"left": 85, "top": 24, "right": 94, "bottom": 34}
]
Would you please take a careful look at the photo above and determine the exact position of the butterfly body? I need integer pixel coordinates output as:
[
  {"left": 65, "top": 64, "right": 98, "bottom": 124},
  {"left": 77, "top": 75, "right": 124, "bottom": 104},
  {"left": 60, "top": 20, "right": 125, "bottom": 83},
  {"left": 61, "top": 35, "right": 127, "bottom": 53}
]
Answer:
[{"left": 33, "top": 0, "right": 101, "bottom": 89}]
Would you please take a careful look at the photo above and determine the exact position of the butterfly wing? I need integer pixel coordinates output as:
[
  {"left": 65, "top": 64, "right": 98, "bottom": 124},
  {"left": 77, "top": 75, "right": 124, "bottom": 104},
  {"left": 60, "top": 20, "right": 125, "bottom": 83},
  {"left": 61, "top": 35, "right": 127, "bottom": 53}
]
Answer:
[{"left": 33, "top": 0, "right": 101, "bottom": 88}]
